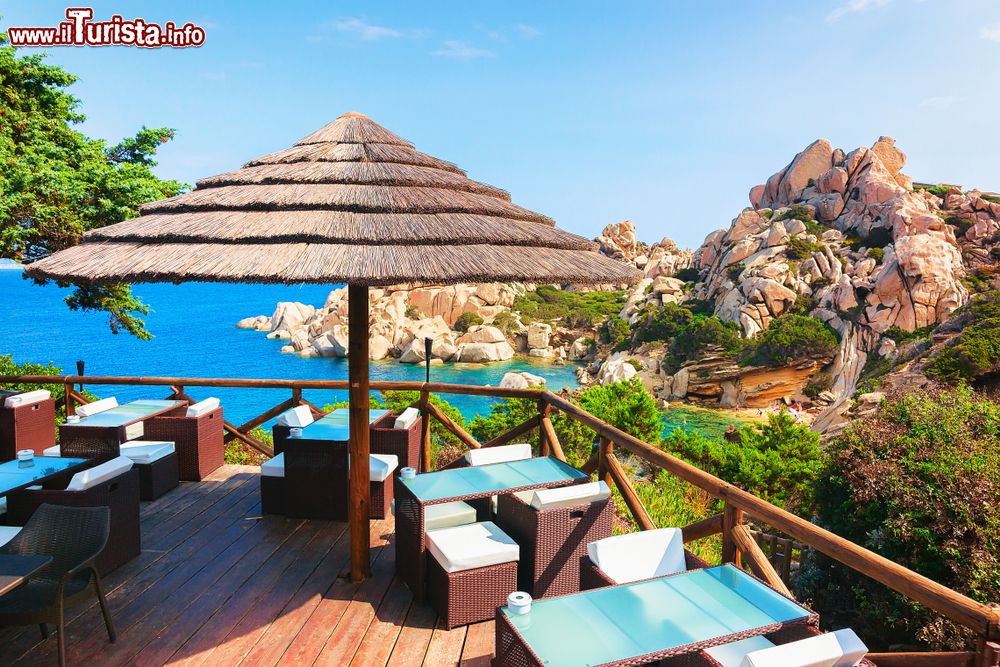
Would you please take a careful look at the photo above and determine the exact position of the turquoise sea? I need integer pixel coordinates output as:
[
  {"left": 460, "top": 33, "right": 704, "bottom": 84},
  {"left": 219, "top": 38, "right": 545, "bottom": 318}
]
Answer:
[{"left": 0, "top": 267, "right": 743, "bottom": 436}]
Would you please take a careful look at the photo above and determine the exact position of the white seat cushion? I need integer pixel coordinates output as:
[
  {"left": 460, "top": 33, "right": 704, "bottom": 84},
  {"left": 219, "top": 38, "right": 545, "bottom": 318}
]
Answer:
[
  {"left": 186, "top": 397, "right": 220, "bottom": 418},
  {"left": 706, "top": 636, "right": 776, "bottom": 667},
  {"left": 3, "top": 390, "right": 51, "bottom": 408},
  {"left": 65, "top": 456, "right": 133, "bottom": 491},
  {"left": 393, "top": 407, "right": 420, "bottom": 430},
  {"left": 464, "top": 443, "right": 532, "bottom": 466},
  {"left": 76, "top": 397, "right": 118, "bottom": 417},
  {"left": 587, "top": 527, "right": 686, "bottom": 584},
  {"left": 0, "top": 526, "right": 21, "bottom": 548},
  {"left": 741, "top": 629, "right": 868, "bottom": 667},
  {"left": 530, "top": 481, "right": 611, "bottom": 510},
  {"left": 119, "top": 440, "right": 175, "bottom": 464},
  {"left": 426, "top": 521, "right": 519, "bottom": 573},
  {"left": 370, "top": 454, "right": 398, "bottom": 482},
  {"left": 43, "top": 445, "right": 61, "bottom": 457},
  {"left": 261, "top": 452, "right": 284, "bottom": 478},
  {"left": 425, "top": 501, "right": 477, "bottom": 531},
  {"left": 276, "top": 405, "right": 314, "bottom": 428}
]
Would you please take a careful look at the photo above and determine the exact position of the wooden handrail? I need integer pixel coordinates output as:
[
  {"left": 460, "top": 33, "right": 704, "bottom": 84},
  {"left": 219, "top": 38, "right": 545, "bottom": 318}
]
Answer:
[
  {"left": 541, "top": 389, "right": 1000, "bottom": 643},
  {"left": 2, "top": 372, "right": 997, "bottom": 649},
  {"left": 731, "top": 524, "right": 793, "bottom": 598},
  {"left": 681, "top": 513, "right": 724, "bottom": 543},
  {"left": 482, "top": 414, "right": 540, "bottom": 449}
]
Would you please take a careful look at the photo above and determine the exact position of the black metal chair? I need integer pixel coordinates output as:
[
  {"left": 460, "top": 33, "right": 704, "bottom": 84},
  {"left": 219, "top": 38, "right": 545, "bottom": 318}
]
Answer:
[{"left": 0, "top": 504, "right": 116, "bottom": 666}]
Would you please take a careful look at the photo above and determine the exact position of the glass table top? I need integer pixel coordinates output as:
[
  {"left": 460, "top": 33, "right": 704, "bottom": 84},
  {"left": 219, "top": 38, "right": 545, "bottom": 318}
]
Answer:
[
  {"left": 401, "top": 456, "right": 588, "bottom": 503},
  {"left": 501, "top": 565, "right": 811, "bottom": 666},
  {"left": 0, "top": 457, "right": 89, "bottom": 496},
  {"left": 72, "top": 400, "right": 184, "bottom": 428},
  {"left": 289, "top": 408, "right": 390, "bottom": 442}
]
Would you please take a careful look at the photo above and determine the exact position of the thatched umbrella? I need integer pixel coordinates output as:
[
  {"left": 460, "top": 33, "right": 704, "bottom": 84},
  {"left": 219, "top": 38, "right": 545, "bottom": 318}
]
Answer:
[{"left": 27, "top": 111, "right": 640, "bottom": 580}]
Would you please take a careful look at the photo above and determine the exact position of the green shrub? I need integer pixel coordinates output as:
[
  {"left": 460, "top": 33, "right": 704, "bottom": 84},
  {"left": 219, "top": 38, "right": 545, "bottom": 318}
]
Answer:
[
  {"left": 786, "top": 236, "right": 823, "bottom": 260},
  {"left": 928, "top": 291, "right": 1000, "bottom": 382},
  {"left": 916, "top": 184, "right": 953, "bottom": 198},
  {"left": 489, "top": 311, "right": 521, "bottom": 335},
  {"left": 512, "top": 285, "right": 626, "bottom": 328},
  {"left": 404, "top": 305, "right": 422, "bottom": 319},
  {"left": 790, "top": 293, "right": 816, "bottom": 315},
  {"left": 662, "top": 316, "right": 744, "bottom": 374},
  {"left": 797, "top": 386, "right": 1000, "bottom": 650},
  {"left": 0, "top": 355, "right": 93, "bottom": 420},
  {"left": 633, "top": 302, "right": 694, "bottom": 343},
  {"left": 884, "top": 325, "right": 933, "bottom": 344},
  {"left": 802, "top": 372, "right": 833, "bottom": 398},
  {"left": 777, "top": 204, "right": 816, "bottom": 223},
  {"left": 673, "top": 266, "right": 700, "bottom": 282},
  {"left": 981, "top": 193, "right": 1000, "bottom": 204},
  {"left": 663, "top": 410, "right": 820, "bottom": 510},
  {"left": 453, "top": 312, "right": 484, "bottom": 332},
  {"left": 373, "top": 391, "right": 468, "bottom": 467},
  {"left": 627, "top": 358, "right": 643, "bottom": 371},
  {"left": 727, "top": 262, "right": 746, "bottom": 282},
  {"left": 866, "top": 247, "right": 883, "bottom": 262},
  {"left": 600, "top": 316, "right": 632, "bottom": 348},
  {"left": 742, "top": 314, "right": 839, "bottom": 367}
]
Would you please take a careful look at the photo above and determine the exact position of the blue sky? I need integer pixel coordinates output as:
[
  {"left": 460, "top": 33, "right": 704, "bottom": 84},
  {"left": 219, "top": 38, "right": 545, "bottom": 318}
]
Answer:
[{"left": 3, "top": 0, "right": 1000, "bottom": 249}]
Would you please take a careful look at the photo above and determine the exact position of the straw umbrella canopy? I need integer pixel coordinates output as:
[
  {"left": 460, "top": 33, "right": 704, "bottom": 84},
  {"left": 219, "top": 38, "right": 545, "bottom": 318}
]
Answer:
[{"left": 27, "top": 111, "right": 641, "bottom": 580}]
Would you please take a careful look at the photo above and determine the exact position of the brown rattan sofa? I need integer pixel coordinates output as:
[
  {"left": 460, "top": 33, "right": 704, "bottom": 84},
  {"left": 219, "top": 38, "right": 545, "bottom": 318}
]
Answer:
[
  {"left": 144, "top": 400, "right": 224, "bottom": 481},
  {"left": 5, "top": 457, "right": 141, "bottom": 575},
  {"left": 495, "top": 484, "right": 613, "bottom": 598},
  {"left": 0, "top": 391, "right": 56, "bottom": 461}
]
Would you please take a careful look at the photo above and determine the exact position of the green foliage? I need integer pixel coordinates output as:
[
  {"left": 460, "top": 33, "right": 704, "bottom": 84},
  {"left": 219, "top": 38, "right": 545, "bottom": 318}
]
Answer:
[
  {"left": 916, "top": 184, "right": 953, "bottom": 198},
  {"left": 789, "top": 293, "right": 816, "bottom": 315},
  {"left": 928, "top": 291, "right": 1000, "bottom": 382},
  {"left": 453, "top": 312, "right": 484, "bottom": 332},
  {"left": 802, "top": 372, "right": 833, "bottom": 399},
  {"left": 742, "top": 314, "right": 839, "bottom": 367},
  {"left": 726, "top": 262, "right": 746, "bottom": 282},
  {"left": 376, "top": 391, "right": 466, "bottom": 467},
  {"left": 981, "top": 193, "right": 1000, "bottom": 204},
  {"left": 404, "top": 305, "right": 422, "bottom": 319},
  {"left": 866, "top": 247, "right": 883, "bottom": 262},
  {"left": 884, "top": 325, "right": 933, "bottom": 344},
  {"left": 512, "top": 285, "right": 626, "bottom": 329},
  {"left": 798, "top": 386, "right": 1000, "bottom": 650},
  {"left": 633, "top": 302, "right": 693, "bottom": 343},
  {"left": 488, "top": 311, "right": 520, "bottom": 335},
  {"left": 786, "top": 236, "right": 823, "bottom": 260},
  {"left": 662, "top": 314, "right": 744, "bottom": 374},
  {"left": 672, "top": 266, "right": 700, "bottom": 282},
  {"left": 0, "top": 354, "right": 68, "bottom": 417},
  {"left": 776, "top": 204, "right": 816, "bottom": 223},
  {"left": 627, "top": 358, "right": 643, "bottom": 371},
  {"left": 663, "top": 411, "right": 821, "bottom": 510},
  {"left": 0, "top": 32, "right": 185, "bottom": 338},
  {"left": 227, "top": 428, "right": 269, "bottom": 466},
  {"left": 600, "top": 316, "right": 632, "bottom": 349},
  {"left": 759, "top": 208, "right": 774, "bottom": 220}
]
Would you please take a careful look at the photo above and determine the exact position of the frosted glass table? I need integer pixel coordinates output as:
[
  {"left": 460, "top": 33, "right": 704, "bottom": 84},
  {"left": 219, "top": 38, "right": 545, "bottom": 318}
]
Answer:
[
  {"left": 494, "top": 564, "right": 818, "bottom": 666},
  {"left": 59, "top": 399, "right": 186, "bottom": 458},
  {"left": 394, "top": 457, "right": 589, "bottom": 601},
  {"left": 0, "top": 456, "right": 90, "bottom": 497},
  {"left": 287, "top": 408, "right": 389, "bottom": 443}
]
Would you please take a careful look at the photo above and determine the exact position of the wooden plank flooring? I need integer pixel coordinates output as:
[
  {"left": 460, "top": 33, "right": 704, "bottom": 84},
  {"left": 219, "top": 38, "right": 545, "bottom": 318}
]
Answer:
[{"left": 0, "top": 465, "right": 494, "bottom": 667}]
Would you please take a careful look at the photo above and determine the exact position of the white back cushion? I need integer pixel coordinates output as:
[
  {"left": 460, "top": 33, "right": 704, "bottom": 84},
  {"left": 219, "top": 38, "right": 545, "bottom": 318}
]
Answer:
[
  {"left": 369, "top": 454, "right": 398, "bottom": 482},
  {"left": 186, "top": 397, "right": 220, "bottom": 418},
  {"left": 706, "top": 636, "right": 776, "bottom": 667},
  {"left": 464, "top": 443, "right": 532, "bottom": 466},
  {"left": 531, "top": 481, "right": 610, "bottom": 510},
  {"left": 393, "top": 407, "right": 420, "bottom": 430},
  {"left": 65, "top": 456, "right": 133, "bottom": 491},
  {"left": 76, "top": 397, "right": 118, "bottom": 417},
  {"left": 260, "top": 452, "right": 284, "bottom": 478},
  {"left": 276, "top": 405, "right": 314, "bottom": 428},
  {"left": 3, "top": 389, "right": 51, "bottom": 408},
  {"left": 587, "top": 527, "right": 686, "bottom": 584},
  {"left": 740, "top": 629, "right": 868, "bottom": 667},
  {"left": 43, "top": 445, "right": 61, "bottom": 457}
]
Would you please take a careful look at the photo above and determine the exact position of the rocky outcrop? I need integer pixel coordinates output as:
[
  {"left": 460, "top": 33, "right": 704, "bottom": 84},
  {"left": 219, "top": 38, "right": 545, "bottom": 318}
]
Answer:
[{"left": 499, "top": 371, "right": 546, "bottom": 389}]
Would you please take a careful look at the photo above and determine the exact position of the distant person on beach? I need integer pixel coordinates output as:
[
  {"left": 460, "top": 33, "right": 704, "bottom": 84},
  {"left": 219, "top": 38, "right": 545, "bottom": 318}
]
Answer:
[{"left": 724, "top": 423, "right": 740, "bottom": 443}]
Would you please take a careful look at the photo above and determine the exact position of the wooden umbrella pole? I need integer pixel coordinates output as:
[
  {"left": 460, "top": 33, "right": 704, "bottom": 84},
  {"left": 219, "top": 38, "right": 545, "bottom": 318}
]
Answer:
[{"left": 348, "top": 284, "right": 371, "bottom": 581}]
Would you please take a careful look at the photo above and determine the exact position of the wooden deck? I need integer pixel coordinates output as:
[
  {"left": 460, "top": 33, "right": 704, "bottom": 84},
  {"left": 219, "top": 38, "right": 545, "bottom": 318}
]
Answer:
[{"left": 0, "top": 465, "right": 495, "bottom": 667}]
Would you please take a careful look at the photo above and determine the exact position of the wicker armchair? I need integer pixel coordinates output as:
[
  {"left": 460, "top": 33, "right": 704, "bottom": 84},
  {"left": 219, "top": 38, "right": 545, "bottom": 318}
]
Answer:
[
  {"left": 0, "top": 504, "right": 117, "bottom": 667},
  {"left": 580, "top": 527, "right": 711, "bottom": 590},
  {"left": 144, "top": 399, "right": 224, "bottom": 481},
  {"left": 370, "top": 409, "right": 422, "bottom": 473},
  {"left": 495, "top": 482, "right": 613, "bottom": 598},
  {"left": 0, "top": 391, "right": 56, "bottom": 461},
  {"left": 5, "top": 457, "right": 141, "bottom": 575}
]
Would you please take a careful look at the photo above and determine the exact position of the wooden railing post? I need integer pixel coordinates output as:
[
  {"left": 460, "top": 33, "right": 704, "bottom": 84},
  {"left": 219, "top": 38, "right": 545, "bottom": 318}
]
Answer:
[
  {"left": 537, "top": 400, "right": 551, "bottom": 457},
  {"left": 722, "top": 504, "right": 744, "bottom": 568},
  {"left": 63, "top": 382, "right": 74, "bottom": 416},
  {"left": 597, "top": 436, "right": 612, "bottom": 488},
  {"left": 978, "top": 639, "right": 1000, "bottom": 667},
  {"left": 419, "top": 387, "right": 431, "bottom": 472},
  {"left": 292, "top": 387, "right": 302, "bottom": 405}
]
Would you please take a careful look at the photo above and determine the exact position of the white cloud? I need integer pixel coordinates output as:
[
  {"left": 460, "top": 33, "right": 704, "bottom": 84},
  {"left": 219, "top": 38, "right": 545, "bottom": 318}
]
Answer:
[
  {"left": 981, "top": 23, "right": 1000, "bottom": 42},
  {"left": 331, "top": 18, "right": 403, "bottom": 41},
  {"left": 826, "top": 0, "right": 892, "bottom": 23},
  {"left": 919, "top": 95, "right": 961, "bottom": 109},
  {"left": 201, "top": 71, "right": 227, "bottom": 81},
  {"left": 514, "top": 24, "right": 542, "bottom": 39},
  {"left": 433, "top": 40, "right": 494, "bottom": 59}
]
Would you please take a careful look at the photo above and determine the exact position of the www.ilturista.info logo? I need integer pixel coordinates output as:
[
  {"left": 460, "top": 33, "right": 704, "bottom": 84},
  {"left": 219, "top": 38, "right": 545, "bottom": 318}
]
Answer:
[{"left": 7, "top": 8, "right": 206, "bottom": 48}]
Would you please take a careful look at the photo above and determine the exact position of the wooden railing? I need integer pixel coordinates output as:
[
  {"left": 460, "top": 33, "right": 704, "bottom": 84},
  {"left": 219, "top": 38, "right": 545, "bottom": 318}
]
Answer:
[{"left": 2, "top": 373, "right": 999, "bottom": 665}]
